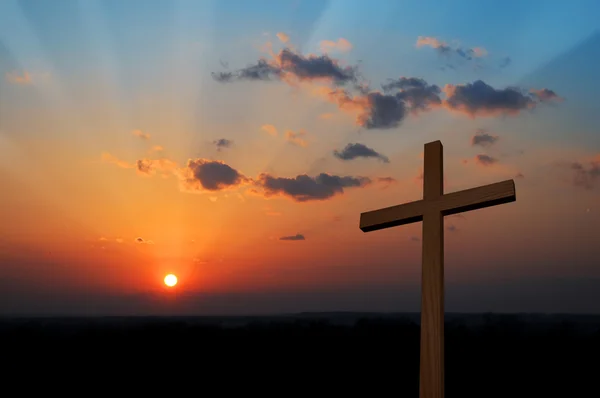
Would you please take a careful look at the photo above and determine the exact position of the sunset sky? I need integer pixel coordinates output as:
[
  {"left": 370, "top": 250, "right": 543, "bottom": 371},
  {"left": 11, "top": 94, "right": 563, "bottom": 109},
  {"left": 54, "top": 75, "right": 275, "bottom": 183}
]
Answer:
[{"left": 1, "top": 0, "right": 599, "bottom": 315}]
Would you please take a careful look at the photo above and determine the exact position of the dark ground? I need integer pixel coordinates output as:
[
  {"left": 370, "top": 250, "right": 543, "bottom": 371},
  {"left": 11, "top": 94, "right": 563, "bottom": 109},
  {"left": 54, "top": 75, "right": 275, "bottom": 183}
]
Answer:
[{"left": 2, "top": 312, "right": 599, "bottom": 396}]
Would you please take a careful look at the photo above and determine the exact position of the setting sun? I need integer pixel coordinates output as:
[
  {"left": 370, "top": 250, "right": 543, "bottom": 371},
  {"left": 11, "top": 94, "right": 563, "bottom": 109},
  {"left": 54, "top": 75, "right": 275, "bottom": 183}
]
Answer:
[{"left": 164, "top": 274, "right": 178, "bottom": 287}]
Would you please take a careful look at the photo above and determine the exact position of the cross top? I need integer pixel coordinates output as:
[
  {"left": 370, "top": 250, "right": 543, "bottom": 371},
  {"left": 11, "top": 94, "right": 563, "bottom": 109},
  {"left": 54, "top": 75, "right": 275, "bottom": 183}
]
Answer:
[{"left": 359, "top": 140, "right": 516, "bottom": 398}]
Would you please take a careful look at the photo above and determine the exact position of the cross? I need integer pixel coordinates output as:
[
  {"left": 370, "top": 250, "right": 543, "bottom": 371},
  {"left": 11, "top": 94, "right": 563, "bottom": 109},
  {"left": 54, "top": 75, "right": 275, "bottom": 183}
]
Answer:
[{"left": 359, "top": 140, "right": 516, "bottom": 398}]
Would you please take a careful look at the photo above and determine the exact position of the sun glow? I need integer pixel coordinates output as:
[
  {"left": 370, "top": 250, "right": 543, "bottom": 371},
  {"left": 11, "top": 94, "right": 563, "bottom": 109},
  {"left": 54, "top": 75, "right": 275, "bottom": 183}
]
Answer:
[{"left": 164, "top": 274, "right": 178, "bottom": 287}]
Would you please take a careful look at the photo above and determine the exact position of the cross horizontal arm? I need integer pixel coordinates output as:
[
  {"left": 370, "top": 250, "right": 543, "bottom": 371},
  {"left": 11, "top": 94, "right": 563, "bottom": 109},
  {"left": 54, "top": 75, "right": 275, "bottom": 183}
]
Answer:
[
  {"left": 360, "top": 200, "right": 427, "bottom": 232},
  {"left": 440, "top": 179, "right": 516, "bottom": 216}
]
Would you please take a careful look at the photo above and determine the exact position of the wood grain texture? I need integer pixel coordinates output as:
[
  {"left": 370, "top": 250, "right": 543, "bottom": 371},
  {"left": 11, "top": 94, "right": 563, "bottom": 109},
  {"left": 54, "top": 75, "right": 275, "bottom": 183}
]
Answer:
[
  {"left": 420, "top": 211, "right": 444, "bottom": 398},
  {"left": 358, "top": 140, "right": 516, "bottom": 398}
]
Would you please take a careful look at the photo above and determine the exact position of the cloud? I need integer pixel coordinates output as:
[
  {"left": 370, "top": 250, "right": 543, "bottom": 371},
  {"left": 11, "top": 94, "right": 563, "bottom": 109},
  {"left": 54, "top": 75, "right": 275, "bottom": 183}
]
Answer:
[
  {"left": 447, "top": 224, "right": 458, "bottom": 232},
  {"left": 530, "top": 88, "right": 564, "bottom": 103},
  {"left": 515, "top": 172, "right": 525, "bottom": 179},
  {"left": 443, "top": 80, "right": 547, "bottom": 117},
  {"left": 475, "top": 154, "right": 498, "bottom": 166},
  {"left": 319, "top": 38, "right": 353, "bottom": 54},
  {"left": 471, "top": 129, "right": 499, "bottom": 147},
  {"left": 212, "top": 48, "right": 357, "bottom": 85},
  {"left": 135, "top": 237, "right": 154, "bottom": 244},
  {"left": 279, "top": 234, "right": 305, "bottom": 241},
  {"left": 255, "top": 172, "right": 371, "bottom": 202},
  {"left": 410, "top": 236, "right": 420, "bottom": 242},
  {"left": 318, "top": 77, "right": 442, "bottom": 130},
  {"left": 319, "top": 113, "right": 334, "bottom": 120},
  {"left": 135, "top": 158, "right": 178, "bottom": 176},
  {"left": 570, "top": 157, "right": 600, "bottom": 189},
  {"left": 416, "top": 36, "right": 488, "bottom": 61},
  {"left": 285, "top": 129, "right": 308, "bottom": 147},
  {"left": 213, "top": 138, "right": 233, "bottom": 151},
  {"left": 132, "top": 130, "right": 150, "bottom": 140},
  {"left": 261, "top": 124, "right": 278, "bottom": 136},
  {"left": 499, "top": 57, "right": 511, "bottom": 68},
  {"left": 333, "top": 143, "right": 389, "bottom": 163},
  {"left": 101, "top": 152, "right": 134, "bottom": 169},
  {"left": 276, "top": 32, "right": 290, "bottom": 44},
  {"left": 5, "top": 70, "right": 32, "bottom": 85},
  {"left": 179, "top": 159, "right": 250, "bottom": 192},
  {"left": 150, "top": 145, "right": 164, "bottom": 153}
]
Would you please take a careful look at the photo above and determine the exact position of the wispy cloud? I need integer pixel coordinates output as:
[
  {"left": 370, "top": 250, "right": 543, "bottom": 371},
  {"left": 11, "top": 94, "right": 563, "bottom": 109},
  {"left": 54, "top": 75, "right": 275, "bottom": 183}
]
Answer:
[
  {"left": 132, "top": 130, "right": 150, "bottom": 140},
  {"left": 319, "top": 38, "right": 353, "bottom": 54},
  {"left": 471, "top": 129, "right": 499, "bottom": 147},
  {"left": 279, "top": 234, "right": 305, "bottom": 241},
  {"left": 261, "top": 124, "right": 278, "bottom": 137},
  {"left": 333, "top": 143, "right": 389, "bottom": 163},
  {"left": 285, "top": 129, "right": 308, "bottom": 147},
  {"left": 213, "top": 138, "right": 233, "bottom": 151},
  {"left": 5, "top": 70, "right": 33, "bottom": 85}
]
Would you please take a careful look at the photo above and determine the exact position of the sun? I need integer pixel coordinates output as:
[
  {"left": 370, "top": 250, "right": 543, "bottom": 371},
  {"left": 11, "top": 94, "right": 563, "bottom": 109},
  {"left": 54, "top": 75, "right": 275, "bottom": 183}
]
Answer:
[{"left": 164, "top": 274, "right": 178, "bottom": 287}]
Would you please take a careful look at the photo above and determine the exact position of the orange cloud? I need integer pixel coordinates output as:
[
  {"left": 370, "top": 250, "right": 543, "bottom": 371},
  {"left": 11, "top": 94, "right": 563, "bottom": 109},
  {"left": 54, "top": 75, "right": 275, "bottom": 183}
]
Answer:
[
  {"left": 132, "top": 129, "right": 150, "bottom": 140},
  {"left": 416, "top": 36, "right": 447, "bottom": 49},
  {"left": 261, "top": 124, "right": 278, "bottom": 137},
  {"left": 319, "top": 38, "right": 353, "bottom": 53},
  {"left": 276, "top": 32, "right": 290, "bottom": 44},
  {"left": 101, "top": 152, "right": 134, "bottom": 169},
  {"left": 319, "top": 113, "right": 334, "bottom": 120},
  {"left": 285, "top": 129, "right": 308, "bottom": 147},
  {"left": 135, "top": 158, "right": 178, "bottom": 176},
  {"left": 5, "top": 70, "right": 33, "bottom": 85}
]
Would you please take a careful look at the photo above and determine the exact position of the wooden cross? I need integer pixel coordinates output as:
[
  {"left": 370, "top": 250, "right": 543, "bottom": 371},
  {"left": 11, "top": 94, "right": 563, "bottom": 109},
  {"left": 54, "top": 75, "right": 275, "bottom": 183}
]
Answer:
[{"left": 359, "top": 140, "right": 516, "bottom": 398}]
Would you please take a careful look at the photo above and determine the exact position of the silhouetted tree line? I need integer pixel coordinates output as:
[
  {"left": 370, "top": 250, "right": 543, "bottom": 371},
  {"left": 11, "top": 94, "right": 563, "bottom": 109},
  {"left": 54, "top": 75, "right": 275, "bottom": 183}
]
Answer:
[{"left": 1, "top": 314, "right": 598, "bottom": 397}]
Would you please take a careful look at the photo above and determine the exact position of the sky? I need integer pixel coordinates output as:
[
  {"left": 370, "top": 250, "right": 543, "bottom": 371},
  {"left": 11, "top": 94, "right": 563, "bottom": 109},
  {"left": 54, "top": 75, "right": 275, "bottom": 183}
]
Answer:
[{"left": 0, "top": 0, "right": 599, "bottom": 316}]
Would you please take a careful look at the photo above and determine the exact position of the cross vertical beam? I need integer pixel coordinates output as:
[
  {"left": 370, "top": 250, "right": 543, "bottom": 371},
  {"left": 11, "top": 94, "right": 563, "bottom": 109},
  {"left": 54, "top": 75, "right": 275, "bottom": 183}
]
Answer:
[
  {"left": 358, "top": 140, "right": 516, "bottom": 398},
  {"left": 420, "top": 141, "right": 445, "bottom": 398}
]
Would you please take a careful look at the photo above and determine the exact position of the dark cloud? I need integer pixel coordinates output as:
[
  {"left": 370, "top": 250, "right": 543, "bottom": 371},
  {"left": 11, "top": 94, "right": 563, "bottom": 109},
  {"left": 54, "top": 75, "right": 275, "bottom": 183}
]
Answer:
[
  {"left": 136, "top": 159, "right": 152, "bottom": 174},
  {"left": 447, "top": 224, "right": 458, "bottom": 232},
  {"left": 499, "top": 57, "right": 511, "bottom": 68},
  {"left": 182, "top": 159, "right": 248, "bottom": 191},
  {"left": 333, "top": 143, "right": 389, "bottom": 163},
  {"left": 475, "top": 154, "right": 498, "bottom": 166},
  {"left": 382, "top": 77, "right": 442, "bottom": 112},
  {"left": 211, "top": 59, "right": 282, "bottom": 82},
  {"left": 444, "top": 80, "right": 537, "bottom": 116},
  {"left": 471, "top": 129, "right": 499, "bottom": 147},
  {"left": 256, "top": 172, "right": 371, "bottom": 202},
  {"left": 212, "top": 48, "right": 357, "bottom": 85},
  {"left": 135, "top": 237, "right": 154, "bottom": 244},
  {"left": 213, "top": 138, "right": 233, "bottom": 151},
  {"left": 570, "top": 160, "right": 600, "bottom": 189},
  {"left": 378, "top": 177, "right": 397, "bottom": 184},
  {"left": 277, "top": 48, "right": 357, "bottom": 84},
  {"left": 279, "top": 234, "right": 305, "bottom": 241}
]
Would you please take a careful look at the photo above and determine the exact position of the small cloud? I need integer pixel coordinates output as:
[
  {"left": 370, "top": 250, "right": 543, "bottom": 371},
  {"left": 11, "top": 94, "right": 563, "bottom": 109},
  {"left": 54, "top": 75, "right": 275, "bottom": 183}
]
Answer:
[
  {"left": 499, "top": 57, "right": 511, "bottom": 68},
  {"left": 285, "top": 129, "right": 308, "bottom": 147},
  {"left": 135, "top": 158, "right": 178, "bottom": 176},
  {"left": 416, "top": 36, "right": 488, "bottom": 62},
  {"left": 319, "top": 38, "right": 353, "bottom": 54},
  {"left": 209, "top": 196, "right": 218, "bottom": 202},
  {"left": 135, "top": 237, "right": 154, "bottom": 244},
  {"left": 255, "top": 172, "right": 371, "bottom": 202},
  {"left": 276, "top": 32, "right": 290, "bottom": 43},
  {"left": 261, "top": 124, "right": 278, "bottom": 137},
  {"left": 132, "top": 130, "right": 150, "bottom": 140},
  {"left": 530, "top": 88, "right": 564, "bottom": 103},
  {"left": 279, "top": 234, "right": 305, "bottom": 241},
  {"left": 5, "top": 70, "right": 33, "bottom": 85},
  {"left": 569, "top": 158, "right": 600, "bottom": 189},
  {"left": 475, "top": 154, "right": 498, "bottom": 166},
  {"left": 471, "top": 129, "right": 499, "bottom": 147},
  {"left": 213, "top": 138, "right": 233, "bottom": 151},
  {"left": 320, "top": 113, "right": 334, "bottom": 120},
  {"left": 101, "top": 152, "right": 134, "bottom": 169},
  {"left": 115, "top": 238, "right": 124, "bottom": 243},
  {"left": 447, "top": 224, "right": 457, "bottom": 232},
  {"left": 333, "top": 143, "right": 389, "bottom": 163},
  {"left": 515, "top": 172, "right": 525, "bottom": 179},
  {"left": 178, "top": 159, "right": 250, "bottom": 192},
  {"left": 150, "top": 145, "right": 164, "bottom": 153},
  {"left": 98, "top": 237, "right": 108, "bottom": 241}
]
